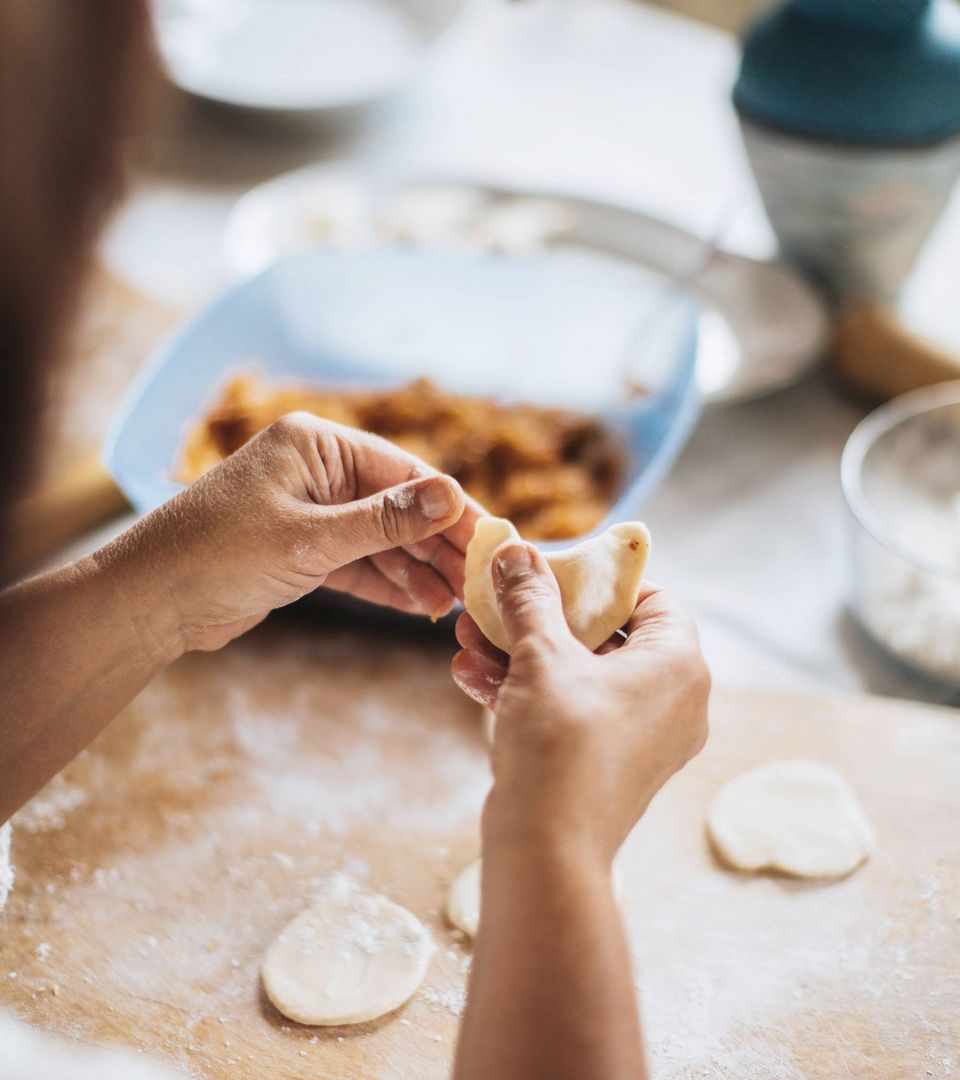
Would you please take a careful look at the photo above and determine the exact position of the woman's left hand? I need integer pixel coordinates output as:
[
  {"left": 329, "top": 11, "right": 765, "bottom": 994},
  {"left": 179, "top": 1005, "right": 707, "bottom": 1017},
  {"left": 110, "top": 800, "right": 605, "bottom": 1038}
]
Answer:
[{"left": 97, "top": 413, "right": 481, "bottom": 655}]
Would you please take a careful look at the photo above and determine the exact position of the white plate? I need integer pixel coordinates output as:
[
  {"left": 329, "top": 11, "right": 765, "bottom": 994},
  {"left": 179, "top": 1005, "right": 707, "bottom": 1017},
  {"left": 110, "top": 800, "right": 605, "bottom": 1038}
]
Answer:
[
  {"left": 151, "top": 0, "right": 466, "bottom": 116},
  {"left": 223, "top": 165, "right": 830, "bottom": 404}
]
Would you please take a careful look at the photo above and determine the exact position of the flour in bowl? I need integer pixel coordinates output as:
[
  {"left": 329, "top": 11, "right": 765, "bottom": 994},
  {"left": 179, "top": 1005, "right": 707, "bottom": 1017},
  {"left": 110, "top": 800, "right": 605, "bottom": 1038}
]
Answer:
[{"left": 855, "top": 408, "right": 960, "bottom": 682}]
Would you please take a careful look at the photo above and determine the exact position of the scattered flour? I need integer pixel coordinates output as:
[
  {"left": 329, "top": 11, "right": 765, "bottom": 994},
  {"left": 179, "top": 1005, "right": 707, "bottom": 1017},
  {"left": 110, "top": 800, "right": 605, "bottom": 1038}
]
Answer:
[
  {"left": 1, "top": 773, "right": 87, "bottom": 912},
  {"left": 420, "top": 985, "right": 466, "bottom": 1017},
  {"left": 301, "top": 872, "right": 430, "bottom": 960},
  {"left": 12, "top": 774, "right": 87, "bottom": 833}
]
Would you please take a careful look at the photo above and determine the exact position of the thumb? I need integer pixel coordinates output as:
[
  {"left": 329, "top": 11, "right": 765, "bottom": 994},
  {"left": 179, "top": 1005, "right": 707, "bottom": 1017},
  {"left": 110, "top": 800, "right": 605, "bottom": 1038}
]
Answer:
[
  {"left": 317, "top": 474, "right": 464, "bottom": 564},
  {"left": 492, "top": 542, "right": 570, "bottom": 651}
]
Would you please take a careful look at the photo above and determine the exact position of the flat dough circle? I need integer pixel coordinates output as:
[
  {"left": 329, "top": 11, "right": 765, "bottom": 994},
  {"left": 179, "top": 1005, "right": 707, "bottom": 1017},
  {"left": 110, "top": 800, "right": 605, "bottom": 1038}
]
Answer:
[
  {"left": 706, "top": 760, "right": 875, "bottom": 879},
  {"left": 446, "top": 860, "right": 482, "bottom": 938},
  {"left": 262, "top": 893, "right": 432, "bottom": 1026},
  {"left": 463, "top": 517, "right": 650, "bottom": 654},
  {"left": 446, "top": 859, "right": 623, "bottom": 939}
]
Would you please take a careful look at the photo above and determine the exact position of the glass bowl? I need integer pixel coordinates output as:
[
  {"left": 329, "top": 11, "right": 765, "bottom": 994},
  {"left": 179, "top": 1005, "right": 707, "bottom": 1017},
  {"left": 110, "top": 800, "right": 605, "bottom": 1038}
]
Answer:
[{"left": 841, "top": 382, "right": 960, "bottom": 685}]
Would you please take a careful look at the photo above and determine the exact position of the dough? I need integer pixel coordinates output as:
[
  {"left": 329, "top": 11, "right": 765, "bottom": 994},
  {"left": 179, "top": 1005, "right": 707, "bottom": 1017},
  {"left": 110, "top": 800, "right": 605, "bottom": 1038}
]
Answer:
[
  {"left": 464, "top": 517, "right": 651, "bottom": 653},
  {"left": 0, "top": 822, "right": 12, "bottom": 912},
  {"left": 446, "top": 859, "right": 482, "bottom": 938},
  {"left": 262, "top": 892, "right": 433, "bottom": 1025},
  {"left": 446, "top": 859, "right": 623, "bottom": 939},
  {"left": 706, "top": 760, "right": 875, "bottom": 879}
]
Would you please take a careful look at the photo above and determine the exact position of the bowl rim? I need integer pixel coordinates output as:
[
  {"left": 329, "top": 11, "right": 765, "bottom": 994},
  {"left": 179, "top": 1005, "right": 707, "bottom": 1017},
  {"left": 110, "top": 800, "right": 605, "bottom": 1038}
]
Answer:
[{"left": 840, "top": 380, "right": 960, "bottom": 582}]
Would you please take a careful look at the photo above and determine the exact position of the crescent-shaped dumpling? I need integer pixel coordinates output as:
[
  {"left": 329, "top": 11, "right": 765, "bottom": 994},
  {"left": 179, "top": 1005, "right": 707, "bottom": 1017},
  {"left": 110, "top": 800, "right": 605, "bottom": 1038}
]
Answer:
[{"left": 463, "top": 517, "right": 651, "bottom": 653}]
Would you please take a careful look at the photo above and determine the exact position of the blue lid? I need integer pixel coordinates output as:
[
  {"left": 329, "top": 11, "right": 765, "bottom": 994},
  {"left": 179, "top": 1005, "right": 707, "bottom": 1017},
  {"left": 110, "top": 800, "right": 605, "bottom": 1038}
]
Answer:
[{"left": 734, "top": 0, "right": 960, "bottom": 145}]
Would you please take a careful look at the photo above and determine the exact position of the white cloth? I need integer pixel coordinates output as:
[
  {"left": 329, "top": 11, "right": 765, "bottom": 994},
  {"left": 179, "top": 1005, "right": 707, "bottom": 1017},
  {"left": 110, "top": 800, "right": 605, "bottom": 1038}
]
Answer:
[
  {"left": 0, "top": 822, "right": 12, "bottom": 912},
  {"left": 0, "top": 1013, "right": 184, "bottom": 1080}
]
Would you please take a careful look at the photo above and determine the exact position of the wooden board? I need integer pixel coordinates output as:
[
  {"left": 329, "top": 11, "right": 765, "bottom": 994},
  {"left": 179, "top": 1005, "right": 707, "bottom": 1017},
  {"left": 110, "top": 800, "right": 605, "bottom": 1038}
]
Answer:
[{"left": 1, "top": 618, "right": 958, "bottom": 1079}]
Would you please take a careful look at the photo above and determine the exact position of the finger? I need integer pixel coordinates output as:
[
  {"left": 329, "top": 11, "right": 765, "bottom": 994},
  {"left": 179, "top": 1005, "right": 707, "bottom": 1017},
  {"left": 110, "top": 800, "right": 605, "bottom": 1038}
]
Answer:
[
  {"left": 313, "top": 475, "right": 465, "bottom": 565},
  {"left": 371, "top": 548, "right": 456, "bottom": 618},
  {"left": 292, "top": 416, "right": 487, "bottom": 555},
  {"left": 595, "top": 630, "right": 627, "bottom": 655},
  {"left": 323, "top": 560, "right": 438, "bottom": 616},
  {"left": 620, "top": 583, "right": 701, "bottom": 652},
  {"left": 325, "top": 425, "right": 482, "bottom": 532},
  {"left": 323, "top": 423, "right": 441, "bottom": 497},
  {"left": 404, "top": 533, "right": 467, "bottom": 598},
  {"left": 455, "top": 611, "right": 508, "bottom": 664},
  {"left": 451, "top": 649, "right": 506, "bottom": 708},
  {"left": 492, "top": 542, "right": 571, "bottom": 651},
  {"left": 340, "top": 427, "right": 489, "bottom": 552},
  {"left": 437, "top": 494, "right": 487, "bottom": 555}
]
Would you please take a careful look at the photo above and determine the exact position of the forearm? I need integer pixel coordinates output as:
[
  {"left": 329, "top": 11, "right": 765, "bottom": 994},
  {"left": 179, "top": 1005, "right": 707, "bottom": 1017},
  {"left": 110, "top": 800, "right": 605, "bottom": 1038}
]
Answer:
[
  {"left": 0, "top": 548, "right": 180, "bottom": 823},
  {"left": 454, "top": 832, "right": 647, "bottom": 1080}
]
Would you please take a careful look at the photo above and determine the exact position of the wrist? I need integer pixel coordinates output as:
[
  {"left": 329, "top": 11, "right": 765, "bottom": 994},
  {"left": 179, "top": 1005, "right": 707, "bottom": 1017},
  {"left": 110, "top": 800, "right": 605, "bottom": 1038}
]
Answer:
[
  {"left": 481, "top": 785, "right": 614, "bottom": 878},
  {"left": 481, "top": 825, "right": 616, "bottom": 912},
  {"left": 89, "top": 526, "right": 187, "bottom": 669}
]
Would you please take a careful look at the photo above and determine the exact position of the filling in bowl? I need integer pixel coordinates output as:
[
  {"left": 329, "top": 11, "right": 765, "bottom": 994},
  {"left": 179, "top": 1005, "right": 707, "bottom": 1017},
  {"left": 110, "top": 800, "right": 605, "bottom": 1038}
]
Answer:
[{"left": 179, "top": 373, "right": 625, "bottom": 541}]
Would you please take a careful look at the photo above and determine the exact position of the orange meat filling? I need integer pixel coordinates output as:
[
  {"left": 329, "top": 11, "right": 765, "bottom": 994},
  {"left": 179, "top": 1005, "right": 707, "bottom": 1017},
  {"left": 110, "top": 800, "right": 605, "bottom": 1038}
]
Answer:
[{"left": 179, "top": 374, "right": 625, "bottom": 540}]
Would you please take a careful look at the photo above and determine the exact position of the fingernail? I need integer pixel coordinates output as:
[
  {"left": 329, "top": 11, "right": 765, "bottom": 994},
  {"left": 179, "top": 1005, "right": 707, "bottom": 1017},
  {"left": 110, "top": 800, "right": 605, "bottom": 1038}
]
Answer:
[
  {"left": 418, "top": 478, "right": 456, "bottom": 521},
  {"left": 495, "top": 542, "right": 533, "bottom": 579}
]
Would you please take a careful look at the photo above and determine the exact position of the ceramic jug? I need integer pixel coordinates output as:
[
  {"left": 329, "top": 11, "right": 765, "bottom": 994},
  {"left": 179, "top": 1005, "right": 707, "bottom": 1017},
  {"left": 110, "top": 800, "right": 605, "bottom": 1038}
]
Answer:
[{"left": 735, "top": 0, "right": 960, "bottom": 301}]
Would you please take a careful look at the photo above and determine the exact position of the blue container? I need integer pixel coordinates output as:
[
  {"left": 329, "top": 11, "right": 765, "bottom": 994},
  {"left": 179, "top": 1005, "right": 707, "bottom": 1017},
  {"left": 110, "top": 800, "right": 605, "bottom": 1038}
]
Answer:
[{"left": 105, "top": 247, "right": 701, "bottom": 552}]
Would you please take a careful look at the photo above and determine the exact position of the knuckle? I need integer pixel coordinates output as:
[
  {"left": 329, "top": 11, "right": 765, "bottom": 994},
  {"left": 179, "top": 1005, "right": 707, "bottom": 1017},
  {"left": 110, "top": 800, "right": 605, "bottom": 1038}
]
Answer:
[
  {"left": 377, "top": 492, "right": 409, "bottom": 546},
  {"left": 266, "top": 411, "right": 319, "bottom": 447},
  {"left": 503, "top": 579, "right": 550, "bottom": 619}
]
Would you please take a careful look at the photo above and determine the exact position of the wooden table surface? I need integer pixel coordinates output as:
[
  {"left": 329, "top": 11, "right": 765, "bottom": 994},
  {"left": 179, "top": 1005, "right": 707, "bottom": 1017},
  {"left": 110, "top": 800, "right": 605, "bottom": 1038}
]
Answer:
[{"left": 2, "top": 614, "right": 958, "bottom": 1080}]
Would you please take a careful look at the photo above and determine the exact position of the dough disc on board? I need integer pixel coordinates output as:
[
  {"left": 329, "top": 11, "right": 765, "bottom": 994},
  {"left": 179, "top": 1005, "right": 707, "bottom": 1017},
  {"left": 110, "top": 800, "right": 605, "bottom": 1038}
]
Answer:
[
  {"left": 446, "top": 859, "right": 623, "bottom": 938},
  {"left": 446, "top": 860, "right": 482, "bottom": 938},
  {"left": 706, "top": 759, "right": 875, "bottom": 879},
  {"left": 262, "top": 893, "right": 432, "bottom": 1026}
]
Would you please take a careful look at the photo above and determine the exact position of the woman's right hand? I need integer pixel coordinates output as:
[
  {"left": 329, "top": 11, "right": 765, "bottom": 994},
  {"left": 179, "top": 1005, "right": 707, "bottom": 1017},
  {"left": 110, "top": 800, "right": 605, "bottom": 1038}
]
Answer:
[{"left": 451, "top": 541, "right": 710, "bottom": 865}]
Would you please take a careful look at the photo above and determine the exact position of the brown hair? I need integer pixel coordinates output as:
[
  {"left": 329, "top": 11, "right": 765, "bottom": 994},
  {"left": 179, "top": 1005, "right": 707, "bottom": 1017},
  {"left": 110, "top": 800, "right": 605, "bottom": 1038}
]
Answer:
[{"left": 0, "top": 0, "right": 152, "bottom": 547}]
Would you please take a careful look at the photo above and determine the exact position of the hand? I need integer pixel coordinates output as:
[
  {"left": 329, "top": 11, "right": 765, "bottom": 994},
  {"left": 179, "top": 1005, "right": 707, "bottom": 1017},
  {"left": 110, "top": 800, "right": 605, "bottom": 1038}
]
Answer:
[
  {"left": 97, "top": 413, "right": 481, "bottom": 655},
  {"left": 451, "top": 542, "right": 710, "bottom": 864}
]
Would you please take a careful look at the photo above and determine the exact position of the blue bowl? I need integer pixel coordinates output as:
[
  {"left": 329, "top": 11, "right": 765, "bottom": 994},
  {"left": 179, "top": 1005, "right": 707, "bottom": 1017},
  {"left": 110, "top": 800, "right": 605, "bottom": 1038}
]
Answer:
[{"left": 105, "top": 246, "right": 700, "bottom": 550}]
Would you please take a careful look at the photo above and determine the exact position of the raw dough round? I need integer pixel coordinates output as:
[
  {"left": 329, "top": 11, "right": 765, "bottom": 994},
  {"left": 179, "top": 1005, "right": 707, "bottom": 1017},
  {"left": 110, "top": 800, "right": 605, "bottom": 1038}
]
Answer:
[
  {"left": 446, "top": 859, "right": 482, "bottom": 938},
  {"left": 262, "top": 893, "right": 433, "bottom": 1026},
  {"left": 446, "top": 859, "right": 623, "bottom": 939},
  {"left": 464, "top": 517, "right": 650, "bottom": 654},
  {"left": 706, "top": 760, "right": 875, "bottom": 879}
]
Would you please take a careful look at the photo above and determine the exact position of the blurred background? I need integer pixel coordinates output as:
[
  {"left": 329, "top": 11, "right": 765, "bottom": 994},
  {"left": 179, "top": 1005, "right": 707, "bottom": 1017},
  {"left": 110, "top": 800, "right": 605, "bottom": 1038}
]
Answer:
[
  {"left": 4, "top": 4, "right": 960, "bottom": 1074},
  {"left": 650, "top": 0, "right": 765, "bottom": 29},
  {"left": 13, "top": 0, "right": 960, "bottom": 707}
]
